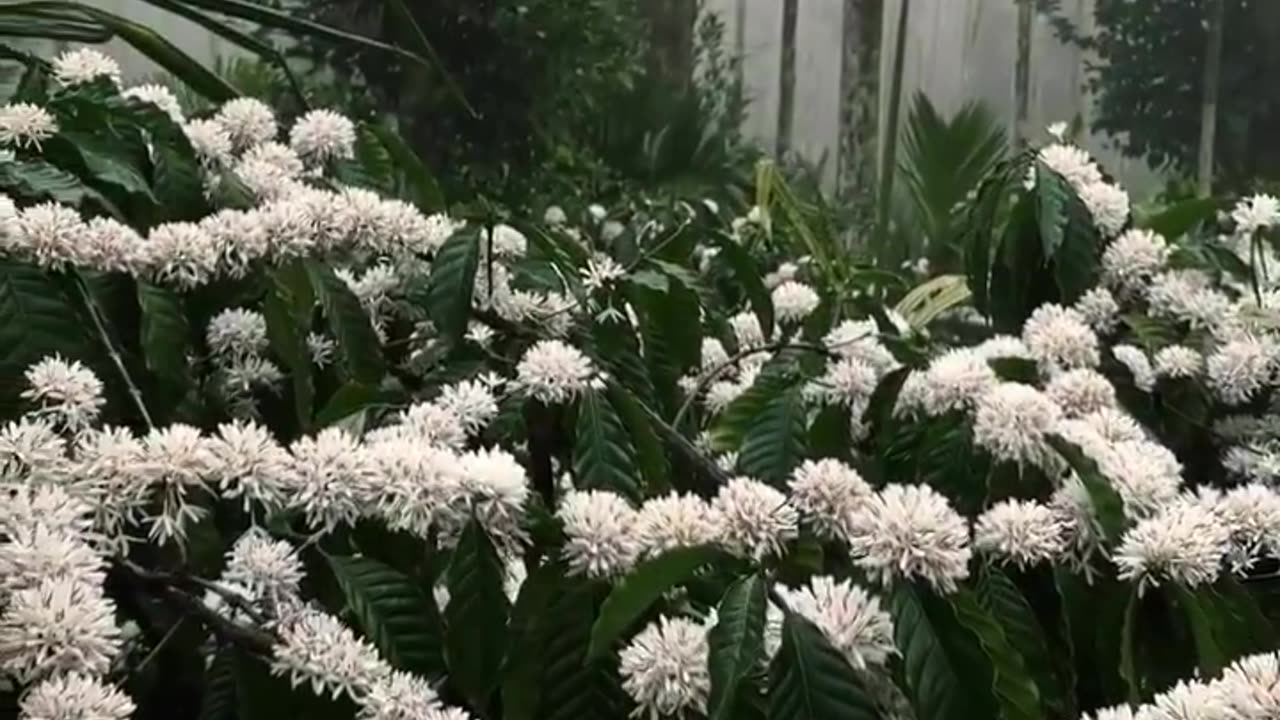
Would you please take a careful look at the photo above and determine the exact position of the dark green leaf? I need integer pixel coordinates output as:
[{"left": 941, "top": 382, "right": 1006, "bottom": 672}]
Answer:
[
  {"left": 988, "top": 357, "right": 1040, "bottom": 384},
  {"left": 306, "top": 260, "right": 384, "bottom": 383},
  {"left": 425, "top": 227, "right": 479, "bottom": 345},
  {"left": 975, "top": 567, "right": 1069, "bottom": 718},
  {"left": 0, "top": 261, "right": 95, "bottom": 414},
  {"left": 607, "top": 385, "right": 670, "bottom": 496},
  {"left": 950, "top": 587, "right": 1042, "bottom": 720},
  {"left": 1035, "top": 164, "right": 1070, "bottom": 257},
  {"left": 263, "top": 262, "right": 315, "bottom": 429},
  {"left": 366, "top": 124, "right": 446, "bottom": 211},
  {"left": 738, "top": 388, "right": 808, "bottom": 486},
  {"left": 502, "top": 563, "right": 565, "bottom": 720},
  {"left": 315, "top": 382, "right": 403, "bottom": 427},
  {"left": 327, "top": 554, "right": 444, "bottom": 677},
  {"left": 1170, "top": 585, "right": 1227, "bottom": 676},
  {"left": 539, "top": 581, "right": 629, "bottom": 720},
  {"left": 891, "top": 584, "right": 998, "bottom": 720},
  {"left": 1047, "top": 435, "right": 1127, "bottom": 543},
  {"left": 573, "top": 389, "right": 642, "bottom": 501},
  {"left": 711, "top": 231, "right": 773, "bottom": 340},
  {"left": 445, "top": 519, "right": 510, "bottom": 713},
  {"left": 136, "top": 281, "right": 188, "bottom": 384},
  {"left": 767, "top": 612, "right": 881, "bottom": 720},
  {"left": 808, "top": 404, "right": 852, "bottom": 461},
  {"left": 708, "top": 574, "right": 767, "bottom": 720},
  {"left": 0, "top": 158, "right": 112, "bottom": 209},
  {"left": 588, "top": 545, "right": 723, "bottom": 659},
  {"left": 198, "top": 645, "right": 237, "bottom": 720},
  {"left": 1141, "top": 197, "right": 1219, "bottom": 239},
  {"left": 709, "top": 365, "right": 801, "bottom": 452}
]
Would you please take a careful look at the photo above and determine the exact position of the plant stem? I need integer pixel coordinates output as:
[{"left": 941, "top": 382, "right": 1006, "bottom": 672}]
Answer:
[
  {"left": 75, "top": 275, "right": 155, "bottom": 430},
  {"left": 129, "top": 617, "right": 187, "bottom": 680},
  {"left": 1197, "top": 0, "right": 1225, "bottom": 196},
  {"left": 873, "top": 0, "right": 910, "bottom": 267}
]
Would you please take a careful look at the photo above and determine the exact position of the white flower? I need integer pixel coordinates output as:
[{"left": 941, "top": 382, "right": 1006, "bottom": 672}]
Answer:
[
  {"left": 359, "top": 670, "right": 442, "bottom": 720},
  {"left": 288, "top": 428, "right": 377, "bottom": 531},
  {"left": 588, "top": 204, "right": 607, "bottom": 222},
  {"left": 846, "top": 484, "right": 971, "bottom": 593},
  {"left": 1232, "top": 194, "right": 1280, "bottom": 236},
  {"left": 558, "top": 490, "right": 641, "bottom": 579},
  {"left": 805, "top": 357, "right": 878, "bottom": 409},
  {"left": 580, "top": 253, "right": 627, "bottom": 292},
  {"left": 771, "top": 281, "right": 820, "bottom": 324},
  {"left": 1112, "top": 344, "right": 1156, "bottom": 392},
  {"left": 223, "top": 530, "right": 304, "bottom": 611},
  {"left": 515, "top": 340, "right": 603, "bottom": 404},
  {"left": 1022, "top": 303, "right": 1100, "bottom": 371},
  {"left": 1144, "top": 680, "right": 1226, "bottom": 720},
  {"left": 464, "top": 323, "right": 495, "bottom": 348},
  {"left": 974, "top": 500, "right": 1068, "bottom": 567},
  {"left": 1079, "top": 181, "right": 1130, "bottom": 236},
  {"left": 207, "top": 308, "right": 269, "bottom": 361},
  {"left": 138, "top": 424, "right": 216, "bottom": 544},
  {"left": 290, "top": 109, "right": 356, "bottom": 164},
  {"left": 436, "top": 379, "right": 499, "bottom": 436},
  {"left": 1154, "top": 346, "right": 1203, "bottom": 379},
  {"left": 0, "top": 417, "right": 67, "bottom": 484},
  {"left": 1045, "top": 368, "right": 1116, "bottom": 417},
  {"left": 0, "top": 103, "right": 58, "bottom": 149},
  {"left": 1046, "top": 122, "right": 1069, "bottom": 140},
  {"left": 383, "top": 402, "right": 466, "bottom": 450},
  {"left": 1206, "top": 337, "right": 1278, "bottom": 404},
  {"left": 19, "top": 672, "right": 135, "bottom": 720},
  {"left": 824, "top": 319, "right": 897, "bottom": 370},
  {"left": 454, "top": 448, "right": 528, "bottom": 547},
  {"left": 0, "top": 577, "right": 121, "bottom": 681},
  {"left": 1115, "top": 501, "right": 1229, "bottom": 593},
  {"left": 122, "top": 83, "right": 184, "bottom": 122},
  {"left": 52, "top": 47, "right": 121, "bottom": 87},
  {"left": 81, "top": 217, "right": 144, "bottom": 273},
  {"left": 184, "top": 119, "right": 233, "bottom": 166},
  {"left": 1217, "top": 651, "right": 1280, "bottom": 719},
  {"left": 0, "top": 484, "right": 94, "bottom": 543},
  {"left": 1102, "top": 229, "right": 1169, "bottom": 293},
  {"left": 1098, "top": 440, "right": 1183, "bottom": 517},
  {"left": 776, "top": 576, "right": 895, "bottom": 670},
  {"left": 729, "top": 311, "right": 769, "bottom": 349},
  {"left": 1038, "top": 143, "right": 1101, "bottom": 188},
  {"left": 272, "top": 607, "right": 391, "bottom": 700},
  {"left": 214, "top": 97, "right": 278, "bottom": 151},
  {"left": 0, "top": 525, "right": 105, "bottom": 595},
  {"left": 22, "top": 355, "right": 104, "bottom": 430},
  {"left": 1087, "top": 705, "right": 1136, "bottom": 720},
  {"left": 143, "top": 221, "right": 220, "bottom": 289},
  {"left": 618, "top": 616, "right": 710, "bottom": 719},
  {"left": 487, "top": 223, "right": 528, "bottom": 258},
  {"left": 8, "top": 202, "right": 83, "bottom": 268},
  {"left": 787, "top": 459, "right": 872, "bottom": 540},
  {"left": 711, "top": 477, "right": 798, "bottom": 560},
  {"left": 634, "top": 493, "right": 723, "bottom": 557},
  {"left": 602, "top": 220, "right": 626, "bottom": 241},
  {"left": 1074, "top": 287, "right": 1120, "bottom": 334},
  {"left": 700, "top": 337, "right": 730, "bottom": 372},
  {"left": 1148, "top": 270, "right": 1237, "bottom": 333},
  {"left": 543, "top": 205, "right": 567, "bottom": 225},
  {"left": 208, "top": 420, "right": 294, "bottom": 511},
  {"left": 906, "top": 349, "right": 997, "bottom": 416},
  {"left": 973, "top": 383, "right": 1061, "bottom": 466}
]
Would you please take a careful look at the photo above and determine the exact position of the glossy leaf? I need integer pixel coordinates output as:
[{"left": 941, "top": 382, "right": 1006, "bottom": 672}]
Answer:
[
  {"left": 327, "top": 554, "right": 444, "bottom": 677},
  {"left": 891, "top": 583, "right": 998, "bottom": 720},
  {"left": 573, "top": 389, "right": 642, "bottom": 501},
  {"left": 738, "top": 388, "right": 808, "bottom": 486},
  {"left": 136, "top": 280, "right": 189, "bottom": 384},
  {"left": 425, "top": 227, "right": 479, "bottom": 345},
  {"left": 445, "top": 520, "right": 510, "bottom": 713},
  {"left": 708, "top": 574, "right": 767, "bottom": 720},
  {"left": 766, "top": 612, "right": 881, "bottom": 720},
  {"left": 307, "top": 260, "right": 384, "bottom": 383},
  {"left": 950, "top": 587, "right": 1043, "bottom": 720}
]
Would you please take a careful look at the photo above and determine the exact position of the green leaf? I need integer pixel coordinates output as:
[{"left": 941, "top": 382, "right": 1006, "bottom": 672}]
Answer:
[
  {"left": 0, "top": 158, "right": 112, "bottom": 209},
  {"left": 198, "top": 645, "right": 237, "bottom": 720},
  {"left": 327, "top": 554, "right": 444, "bottom": 677},
  {"left": 738, "top": 388, "right": 808, "bottom": 486},
  {"left": 502, "top": 563, "right": 565, "bottom": 720},
  {"left": 573, "top": 389, "right": 642, "bottom": 501},
  {"left": 306, "top": 260, "right": 384, "bottom": 383},
  {"left": 1051, "top": 194, "right": 1103, "bottom": 304},
  {"left": 0, "top": 261, "right": 95, "bottom": 414},
  {"left": 45, "top": 132, "right": 155, "bottom": 201},
  {"left": 588, "top": 545, "right": 723, "bottom": 659},
  {"left": 607, "top": 385, "right": 670, "bottom": 496},
  {"left": 1035, "top": 164, "right": 1070, "bottom": 258},
  {"left": 709, "top": 365, "right": 802, "bottom": 452},
  {"left": 891, "top": 584, "right": 998, "bottom": 720},
  {"left": 766, "top": 612, "right": 881, "bottom": 720},
  {"left": 949, "top": 587, "right": 1042, "bottom": 720},
  {"left": 975, "top": 567, "right": 1069, "bottom": 718},
  {"left": 314, "top": 382, "right": 403, "bottom": 428},
  {"left": 708, "top": 574, "right": 767, "bottom": 720},
  {"left": 136, "top": 281, "right": 189, "bottom": 384},
  {"left": 1141, "top": 197, "right": 1219, "bottom": 239},
  {"left": 539, "top": 581, "right": 629, "bottom": 720},
  {"left": 334, "top": 122, "right": 395, "bottom": 192},
  {"left": 425, "top": 227, "right": 479, "bottom": 345},
  {"left": 445, "top": 519, "right": 510, "bottom": 713},
  {"left": 1047, "top": 435, "right": 1127, "bottom": 543},
  {"left": 263, "top": 262, "right": 315, "bottom": 429},
  {"left": 1120, "top": 587, "right": 1140, "bottom": 705},
  {"left": 1170, "top": 585, "right": 1227, "bottom": 676},
  {"left": 711, "top": 231, "right": 773, "bottom": 340},
  {"left": 808, "top": 404, "right": 852, "bottom": 461},
  {"left": 366, "top": 124, "right": 446, "bottom": 211}
]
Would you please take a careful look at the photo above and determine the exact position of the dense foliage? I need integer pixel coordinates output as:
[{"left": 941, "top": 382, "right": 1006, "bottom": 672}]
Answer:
[
  {"left": 1037, "top": 0, "right": 1280, "bottom": 189},
  {"left": 3, "top": 43, "right": 1280, "bottom": 720}
]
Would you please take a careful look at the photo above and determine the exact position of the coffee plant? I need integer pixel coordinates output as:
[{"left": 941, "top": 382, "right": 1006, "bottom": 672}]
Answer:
[{"left": 1, "top": 50, "right": 1279, "bottom": 720}]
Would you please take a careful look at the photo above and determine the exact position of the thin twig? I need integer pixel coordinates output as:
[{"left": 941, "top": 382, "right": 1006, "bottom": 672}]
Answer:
[
  {"left": 671, "top": 340, "right": 839, "bottom": 431},
  {"left": 130, "top": 617, "right": 187, "bottom": 680},
  {"left": 120, "top": 559, "right": 268, "bottom": 627},
  {"left": 74, "top": 275, "right": 154, "bottom": 430}
]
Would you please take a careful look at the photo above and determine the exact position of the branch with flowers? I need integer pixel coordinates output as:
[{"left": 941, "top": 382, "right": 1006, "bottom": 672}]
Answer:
[{"left": 4, "top": 44, "right": 1280, "bottom": 720}]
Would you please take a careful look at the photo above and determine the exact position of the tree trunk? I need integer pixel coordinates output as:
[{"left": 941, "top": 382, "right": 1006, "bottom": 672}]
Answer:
[
  {"left": 646, "top": 0, "right": 699, "bottom": 92},
  {"left": 1197, "top": 0, "right": 1225, "bottom": 196},
  {"left": 775, "top": 0, "right": 800, "bottom": 157},
  {"left": 838, "top": 0, "right": 884, "bottom": 200},
  {"left": 874, "top": 0, "right": 910, "bottom": 267},
  {"left": 1014, "top": 0, "right": 1034, "bottom": 146}
]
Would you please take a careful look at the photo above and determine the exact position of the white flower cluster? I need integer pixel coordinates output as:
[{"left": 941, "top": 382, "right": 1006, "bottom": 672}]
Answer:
[
  {"left": 1083, "top": 650, "right": 1280, "bottom": 720},
  {"left": 1037, "top": 140, "right": 1130, "bottom": 236}
]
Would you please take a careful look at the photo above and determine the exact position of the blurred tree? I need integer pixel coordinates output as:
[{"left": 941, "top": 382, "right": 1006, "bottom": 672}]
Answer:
[{"left": 1039, "top": 0, "right": 1280, "bottom": 191}]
